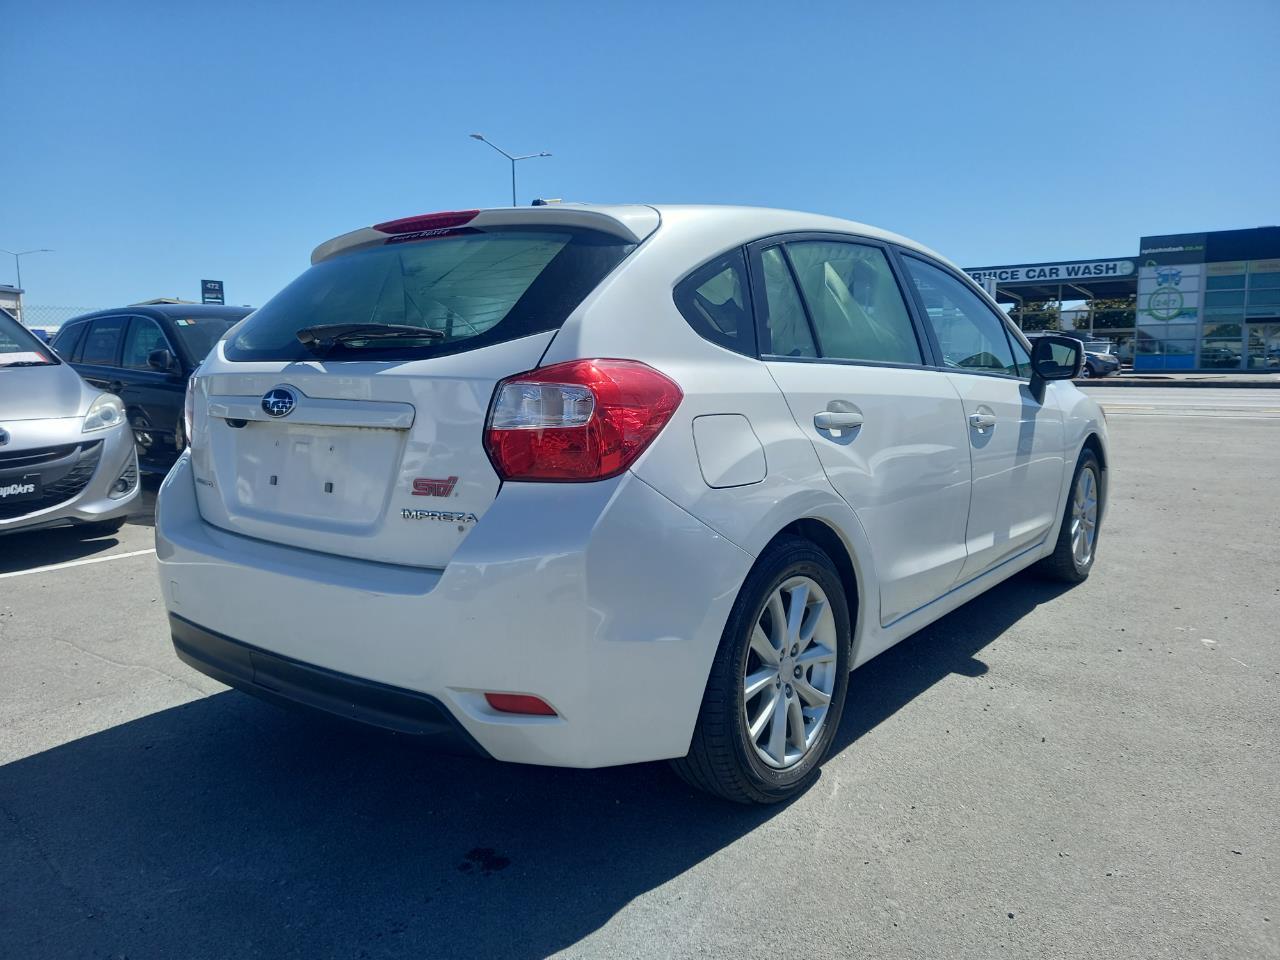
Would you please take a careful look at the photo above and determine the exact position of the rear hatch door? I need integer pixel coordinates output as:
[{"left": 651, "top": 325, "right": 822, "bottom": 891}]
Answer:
[{"left": 190, "top": 210, "right": 652, "bottom": 568}]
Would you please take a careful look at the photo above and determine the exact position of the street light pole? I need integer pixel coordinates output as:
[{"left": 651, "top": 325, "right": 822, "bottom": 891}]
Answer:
[
  {"left": 0, "top": 248, "right": 52, "bottom": 323},
  {"left": 469, "top": 134, "right": 551, "bottom": 206}
]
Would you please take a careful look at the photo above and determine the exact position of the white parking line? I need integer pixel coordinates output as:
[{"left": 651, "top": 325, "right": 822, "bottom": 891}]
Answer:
[{"left": 0, "top": 548, "right": 156, "bottom": 580}]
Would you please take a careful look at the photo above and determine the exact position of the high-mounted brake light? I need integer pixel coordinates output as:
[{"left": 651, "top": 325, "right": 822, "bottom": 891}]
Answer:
[
  {"left": 485, "top": 693, "right": 557, "bottom": 716},
  {"left": 484, "top": 359, "right": 683, "bottom": 482},
  {"left": 372, "top": 210, "right": 480, "bottom": 235}
]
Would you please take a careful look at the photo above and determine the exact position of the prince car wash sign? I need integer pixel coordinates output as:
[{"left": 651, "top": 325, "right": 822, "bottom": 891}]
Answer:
[{"left": 966, "top": 258, "right": 1136, "bottom": 286}]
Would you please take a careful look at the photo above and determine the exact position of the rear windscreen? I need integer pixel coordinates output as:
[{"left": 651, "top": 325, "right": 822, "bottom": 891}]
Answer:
[{"left": 225, "top": 226, "right": 635, "bottom": 362}]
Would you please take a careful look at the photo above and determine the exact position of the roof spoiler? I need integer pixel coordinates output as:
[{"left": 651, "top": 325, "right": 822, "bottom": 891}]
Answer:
[{"left": 311, "top": 205, "right": 660, "bottom": 264}]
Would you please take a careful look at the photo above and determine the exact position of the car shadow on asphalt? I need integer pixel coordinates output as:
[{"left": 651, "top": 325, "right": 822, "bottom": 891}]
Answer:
[
  {"left": 0, "top": 477, "right": 158, "bottom": 574},
  {"left": 0, "top": 570, "right": 1074, "bottom": 959}
]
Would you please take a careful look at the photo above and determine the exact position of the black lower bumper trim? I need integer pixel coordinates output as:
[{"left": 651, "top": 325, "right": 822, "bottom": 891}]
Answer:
[{"left": 170, "top": 614, "right": 490, "bottom": 758}]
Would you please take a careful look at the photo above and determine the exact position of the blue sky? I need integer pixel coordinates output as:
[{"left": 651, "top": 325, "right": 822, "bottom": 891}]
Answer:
[{"left": 3, "top": 0, "right": 1278, "bottom": 310}]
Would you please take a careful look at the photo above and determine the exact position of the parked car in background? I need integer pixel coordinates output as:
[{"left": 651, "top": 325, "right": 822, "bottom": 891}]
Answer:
[
  {"left": 1025, "top": 332, "right": 1118, "bottom": 378},
  {"left": 0, "top": 309, "right": 140, "bottom": 536},
  {"left": 157, "top": 204, "right": 1107, "bottom": 804},
  {"left": 28, "top": 328, "right": 54, "bottom": 344},
  {"left": 1079, "top": 349, "right": 1120, "bottom": 378},
  {"left": 52, "top": 304, "right": 252, "bottom": 473}
]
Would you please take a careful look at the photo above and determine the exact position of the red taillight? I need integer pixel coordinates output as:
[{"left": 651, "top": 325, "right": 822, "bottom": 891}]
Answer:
[
  {"left": 485, "top": 693, "right": 557, "bottom": 716},
  {"left": 372, "top": 209, "right": 479, "bottom": 234},
  {"left": 484, "top": 359, "right": 683, "bottom": 482}
]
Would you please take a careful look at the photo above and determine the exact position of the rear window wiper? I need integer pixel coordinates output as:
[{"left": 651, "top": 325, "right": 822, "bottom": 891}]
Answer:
[{"left": 295, "top": 323, "right": 444, "bottom": 356}]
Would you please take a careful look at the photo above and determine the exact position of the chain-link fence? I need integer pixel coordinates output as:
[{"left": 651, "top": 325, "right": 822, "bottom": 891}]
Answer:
[{"left": 15, "top": 305, "right": 101, "bottom": 330}]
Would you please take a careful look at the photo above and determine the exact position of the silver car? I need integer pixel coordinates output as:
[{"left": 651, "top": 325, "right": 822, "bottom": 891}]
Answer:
[{"left": 0, "top": 311, "right": 140, "bottom": 536}]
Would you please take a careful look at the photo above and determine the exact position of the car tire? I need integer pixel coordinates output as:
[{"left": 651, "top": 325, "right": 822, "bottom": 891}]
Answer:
[
  {"left": 79, "top": 516, "right": 127, "bottom": 537},
  {"left": 1079, "top": 362, "right": 1093, "bottom": 378},
  {"left": 671, "top": 536, "right": 851, "bottom": 804},
  {"left": 1037, "top": 448, "right": 1103, "bottom": 583}
]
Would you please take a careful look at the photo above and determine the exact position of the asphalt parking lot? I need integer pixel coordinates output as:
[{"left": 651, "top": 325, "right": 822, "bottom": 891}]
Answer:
[{"left": 1, "top": 388, "right": 1277, "bottom": 960}]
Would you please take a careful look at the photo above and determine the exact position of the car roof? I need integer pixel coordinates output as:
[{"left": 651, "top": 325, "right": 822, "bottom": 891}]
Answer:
[
  {"left": 62, "top": 304, "right": 254, "bottom": 325},
  {"left": 313, "top": 203, "right": 963, "bottom": 275},
  {"left": 646, "top": 203, "right": 948, "bottom": 257}
]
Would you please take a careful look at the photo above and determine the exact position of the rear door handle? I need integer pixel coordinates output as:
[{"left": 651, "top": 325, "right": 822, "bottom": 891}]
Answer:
[
  {"left": 814, "top": 411, "right": 864, "bottom": 431},
  {"left": 969, "top": 412, "right": 997, "bottom": 429}
]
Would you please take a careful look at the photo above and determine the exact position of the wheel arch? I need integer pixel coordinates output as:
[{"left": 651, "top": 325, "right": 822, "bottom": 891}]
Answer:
[
  {"left": 1080, "top": 432, "right": 1108, "bottom": 511},
  {"left": 759, "top": 516, "right": 866, "bottom": 660}
]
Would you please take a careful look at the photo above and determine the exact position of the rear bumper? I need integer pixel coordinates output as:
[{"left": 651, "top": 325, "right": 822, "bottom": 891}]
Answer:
[
  {"left": 171, "top": 614, "right": 489, "bottom": 756},
  {"left": 156, "top": 453, "right": 753, "bottom": 768}
]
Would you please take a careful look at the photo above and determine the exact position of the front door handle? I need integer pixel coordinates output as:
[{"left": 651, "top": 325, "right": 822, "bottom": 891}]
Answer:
[
  {"left": 969, "top": 412, "right": 997, "bottom": 429},
  {"left": 814, "top": 411, "right": 864, "bottom": 431}
]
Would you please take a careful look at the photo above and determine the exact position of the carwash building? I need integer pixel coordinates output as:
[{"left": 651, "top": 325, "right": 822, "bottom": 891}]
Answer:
[{"left": 965, "top": 225, "right": 1280, "bottom": 371}]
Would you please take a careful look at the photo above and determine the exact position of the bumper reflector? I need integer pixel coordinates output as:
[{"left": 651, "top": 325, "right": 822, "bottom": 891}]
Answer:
[{"left": 484, "top": 692, "right": 557, "bottom": 716}]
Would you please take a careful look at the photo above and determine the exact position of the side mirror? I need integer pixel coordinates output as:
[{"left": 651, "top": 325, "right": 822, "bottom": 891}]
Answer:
[
  {"left": 147, "top": 348, "right": 178, "bottom": 374},
  {"left": 1029, "top": 335, "right": 1083, "bottom": 402}
]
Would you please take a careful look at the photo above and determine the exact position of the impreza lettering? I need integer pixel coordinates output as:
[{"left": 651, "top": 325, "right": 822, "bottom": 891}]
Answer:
[{"left": 401, "top": 508, "right": 479, "bottom": 523}]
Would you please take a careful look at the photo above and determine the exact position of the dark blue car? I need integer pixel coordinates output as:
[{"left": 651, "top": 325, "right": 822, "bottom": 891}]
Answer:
[{"left": 51, "top": 304, "right": 252, "bottom": 473}]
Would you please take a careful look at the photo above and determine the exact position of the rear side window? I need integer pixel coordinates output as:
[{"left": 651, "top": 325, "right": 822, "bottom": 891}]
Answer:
[
  {"left": 673, "top": 249, "right": 756, "bottom": 356},
  {"left": 757, "top": 246, "right": 816, "bottom": 358},
  {"left": 225, "top": 227, "right": 635, "bottom": 362},
  {"left": 779, "top": 240, "right": 922, "bottom": 365},
  {"left": 80, "top": 316, "right": 127, "bottom": 366}
]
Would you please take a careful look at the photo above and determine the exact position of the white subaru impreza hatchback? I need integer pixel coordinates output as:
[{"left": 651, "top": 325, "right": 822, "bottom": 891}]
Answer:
[{"left": 157, "top": 204, "right": 1106, "bottom": 803}]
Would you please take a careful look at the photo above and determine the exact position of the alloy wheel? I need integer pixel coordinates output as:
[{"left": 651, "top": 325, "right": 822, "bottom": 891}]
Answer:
[
  {"left": 1070, "top": 466, "right": 1099, "bottom": 567},
  {"left": 741, "top": 576, "right": 839, "bottom": 769}
]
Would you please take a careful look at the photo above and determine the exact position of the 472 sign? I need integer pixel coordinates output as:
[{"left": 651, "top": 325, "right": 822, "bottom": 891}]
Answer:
[{"left": 201, "top": 279, "right": 225, "bottom": 305}]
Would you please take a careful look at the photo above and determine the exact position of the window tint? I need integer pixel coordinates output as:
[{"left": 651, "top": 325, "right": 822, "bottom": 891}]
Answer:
[
  {"left": 51, "top": 322, "right": 86, "bottom": 359},
  {"left": 123, "top": 317, "right": 172, "bottom": 370},
  {"left": 783, "top": 241, "right": 921, "bottom": 365},
  {"left": 227, "top": 227, "right": 635, "bottom": 362},
  {"left": 674, "top": 249, "right": 756, "bottom": 356},
  {"left": 758, "top": 246, "right": 816, "bottom": 358},
  {"left": 80, "top": 316, "right": 127, "bottom": 366},
  {"left": 903, "top": 258, "right": 1018, "bottom": 375}
]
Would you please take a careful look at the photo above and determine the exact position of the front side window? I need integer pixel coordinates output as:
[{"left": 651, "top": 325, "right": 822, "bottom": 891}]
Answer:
[
  {"left": 80, "top": 316, "right": 127, "bottom": 366},
  {"left": 1007, "top": 330, "right": 1032, "bottom": 378},
  {"left": 227, "top": 226, "right": 635, "bottom": 362},
  {"left": 783, "top": 241, "right": 922, "bottom": 365},
  {"left": 674, "top": 249, "right": 756, "bottom": 356},
  {"left": 123, "top": 317, "right": 172, "bottom": 370},
  {"left": 903, "top": 257, "right": 1018, "bottom": 376}
]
